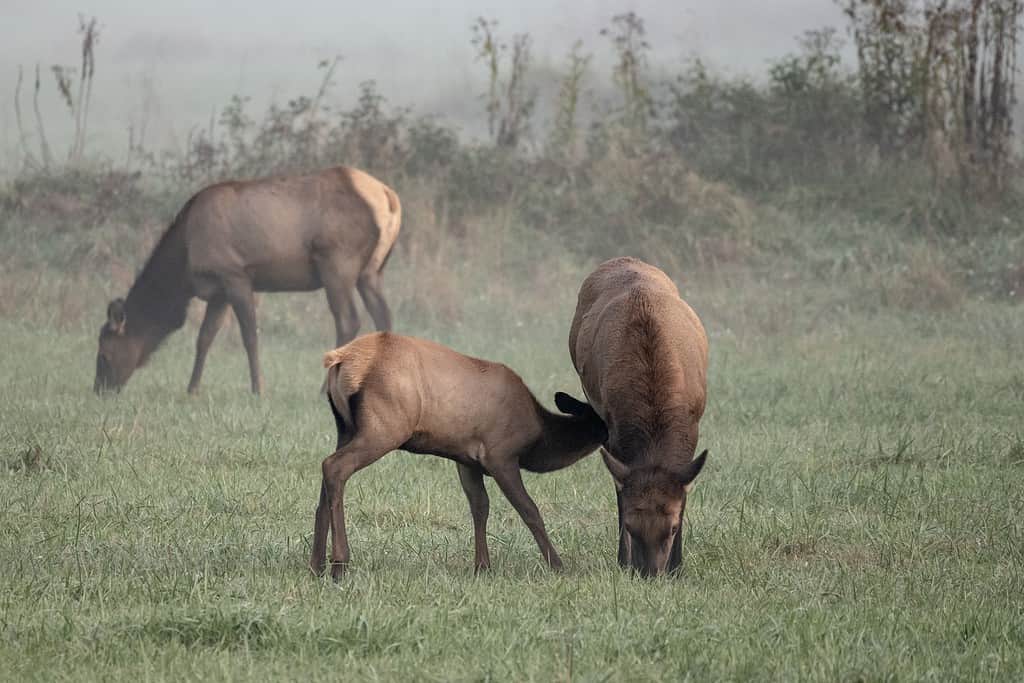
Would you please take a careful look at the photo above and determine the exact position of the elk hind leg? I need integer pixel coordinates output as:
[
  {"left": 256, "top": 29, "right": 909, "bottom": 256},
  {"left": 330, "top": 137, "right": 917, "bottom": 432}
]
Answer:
[
  {"left": 357, "top": 269, "right": 392, "bottom": 332},
  {"left": 318, "top": 430, "right": 406, "bottom": 580},
  {"left": 310, "top": 480, "right": 331, "bottom": 576},
  {"left": 317, "top": 254, "right": 361, "bottom": 347},
  {"left": 457, "top": 463, "right": 491, "bottom": 572},
  {"left": 222, "top": 277, "right": 262, "bottom": 395}
]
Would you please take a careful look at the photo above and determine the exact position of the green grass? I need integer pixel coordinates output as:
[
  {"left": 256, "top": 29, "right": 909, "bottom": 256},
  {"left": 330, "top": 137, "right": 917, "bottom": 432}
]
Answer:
[{"left": 2, "top": 275, "right": 1023, "bottom": 681}]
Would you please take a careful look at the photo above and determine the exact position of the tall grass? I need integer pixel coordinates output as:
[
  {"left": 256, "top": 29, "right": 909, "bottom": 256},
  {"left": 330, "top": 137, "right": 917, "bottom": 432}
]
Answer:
[{"left": 1, "top": 291, "right": 1023, "bottom": 680}]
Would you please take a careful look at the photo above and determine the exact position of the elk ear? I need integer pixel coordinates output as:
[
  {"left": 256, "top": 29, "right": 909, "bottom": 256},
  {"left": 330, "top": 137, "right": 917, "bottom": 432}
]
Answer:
[
  {"left": 107, "top": 298, "right": 126, "bottom": 334},
  {"left": 680, "top": 449, "right": 708, "bottom": 491},
  {"left": 554, "top": 391, "right": 591, "bottom": 417},
  {"left": 601, "top": 447, "right": 630, "bottom": 488}
]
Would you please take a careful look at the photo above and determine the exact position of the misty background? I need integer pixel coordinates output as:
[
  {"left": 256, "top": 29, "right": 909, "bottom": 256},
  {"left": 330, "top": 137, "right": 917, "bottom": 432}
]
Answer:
[
  {"left": 0, "top": 0, "right": 848, "bottom": 165},
  {"left": 2, "top": 0, "right": 1021, "bottom": 324}
]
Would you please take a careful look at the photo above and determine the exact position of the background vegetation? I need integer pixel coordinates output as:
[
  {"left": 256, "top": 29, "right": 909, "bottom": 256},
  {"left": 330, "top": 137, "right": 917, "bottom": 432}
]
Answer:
[{"left": 1, "top": 2, "right": 1023, "bottom": 680}]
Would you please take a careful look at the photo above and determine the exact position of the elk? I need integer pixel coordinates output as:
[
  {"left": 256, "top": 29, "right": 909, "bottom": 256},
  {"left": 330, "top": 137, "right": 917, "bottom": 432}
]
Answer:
[
  {"left": 568, "top": 257, "right": 709, "bottom": 577},
  {"left": 94, "top": 166, "right": 401, "bottom": 395},
  {"left": 309, "top": 332, "right": 608, "bottom": 579}
]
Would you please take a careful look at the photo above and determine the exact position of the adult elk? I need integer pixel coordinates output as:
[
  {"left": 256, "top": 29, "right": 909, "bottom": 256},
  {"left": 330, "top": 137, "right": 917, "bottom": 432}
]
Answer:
[
  {"left": 569, "top": 257, "right": 709, "bottom": 577},
  {"left": 94, "top": 166, "right": 401, "bottom": 395},
  {"left": 309, "top": 332, "right": 607, "bottom": 579}
]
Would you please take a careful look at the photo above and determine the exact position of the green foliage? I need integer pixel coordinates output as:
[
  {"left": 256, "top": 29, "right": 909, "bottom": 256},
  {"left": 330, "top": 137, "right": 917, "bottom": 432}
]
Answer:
[
  {"left": 1, "top": 165, "right": 149, "bottom": 226},
  {"left": 547, "top": 41, "right": 591, "bottom": 162},
  {"left": 7, "top": 8, "right": 1024, "bottom": 248},
  {"left": 840, "top": 0, "right": 1024, "bottom": 195},
  {"left": 665, "top": 31, "right": 860, "bottom": 195},
  {"left": 471, "top": 17, "right": 537, "bottom": 149},
  {"left": 602, "top": 11, "right": 655, "bottom": 132}
]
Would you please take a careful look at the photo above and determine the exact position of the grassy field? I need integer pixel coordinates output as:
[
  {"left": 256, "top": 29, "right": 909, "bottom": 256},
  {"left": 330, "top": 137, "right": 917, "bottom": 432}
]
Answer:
[{"left": 1, "top": 244, "right": 1023, "bottom": 681}]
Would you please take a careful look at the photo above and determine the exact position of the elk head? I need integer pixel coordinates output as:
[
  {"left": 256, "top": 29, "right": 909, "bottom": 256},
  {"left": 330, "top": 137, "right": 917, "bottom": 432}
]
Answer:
[
  {"left": 602, "top": 448, "right": 707, "bottom": 577},
  {"left": 94, "top": 298, "right": 142, "bottom": 393}
]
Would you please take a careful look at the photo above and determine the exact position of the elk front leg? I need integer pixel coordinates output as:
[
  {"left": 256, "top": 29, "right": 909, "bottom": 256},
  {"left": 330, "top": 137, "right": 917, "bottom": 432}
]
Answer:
[
  {"left": 188, "top": 295, "right": 228, "bottom": 394},
  {"left": 490, "top": 464, "right": 563, "bottom": 571},
  {"left": 668, "top": 507, "right": 684, "bottom": 574},
  {"left": 457, "top": 463, "right": 491, "bottom": 572},
  {"left": 616, "top": 488, "right": 632, "bottom": 568}
]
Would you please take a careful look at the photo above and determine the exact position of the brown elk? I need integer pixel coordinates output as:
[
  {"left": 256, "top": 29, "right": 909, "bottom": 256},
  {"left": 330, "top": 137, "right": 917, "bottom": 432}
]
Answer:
[
  {"left": 309, "top": 332, "right": 607, "bottom": 579},
  {"left": 94, "top": 166, "right": 401, "bottom": 395},
  {"left": 568, "top": 257, "right": 709, "bottom": 577}
]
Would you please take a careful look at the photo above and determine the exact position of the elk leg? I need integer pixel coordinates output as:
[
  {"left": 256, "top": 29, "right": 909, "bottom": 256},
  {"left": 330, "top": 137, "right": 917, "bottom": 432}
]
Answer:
[
  {"left": 317, "top": 255, "right": 361, "bottom": 347},
  {"left": 668, "top": 508, "right": 684, "bottom": 574},
  {"left": 318, "top": 435, "right": 398, "bottom": 580},
  {"left": 616, "top": 488, "right": 632, "bottom": 568},
  {"left": 316, "top": 259, "right": 361, "bottom": 393},
  {"left": 327, "top": 289, "right": 360, "bottom": 348},
  {"left": 490, "top": 465, "right": 563, "bottom": 570},
  {"left": 630, "top": 537, "right": 648, "bottom": 576},
  {"left": 309, "top": 479, "right": 330, "bottom": 575},
  {"left": 224, "top": 278, "right": 262, "bottom": 395},
  {"left": 356, "top": 269, "right": 392, "bottom": 332},
  {"left": 457, "top": 463, "right": 491, "bottom": 572},
  {"left": 187, "top": 295, "right": 228, "bottom": 394}
]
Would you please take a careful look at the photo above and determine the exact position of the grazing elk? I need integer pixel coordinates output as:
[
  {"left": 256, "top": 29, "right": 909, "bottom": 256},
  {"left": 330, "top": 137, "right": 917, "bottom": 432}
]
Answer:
[
  {"left": 309, "top": 332, "right": 607, "bottom": 579},
  {"left": 94, "top": 166, "right": 401, "bottom": 395},
  {"left": 569, "top": 257, "right": 709, "bottom": 577}
]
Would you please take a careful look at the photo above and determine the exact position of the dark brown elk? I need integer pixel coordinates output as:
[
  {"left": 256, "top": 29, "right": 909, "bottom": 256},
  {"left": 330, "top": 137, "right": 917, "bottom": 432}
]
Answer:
[
  {"left": 568, "top": 257, "right": 709, "bottom": 577},
  {"left": 94, "top": 166, "right": 401, "bottom": 395},
  {"left": 309, "top": 332, "right": 607, "bottom": 579}
]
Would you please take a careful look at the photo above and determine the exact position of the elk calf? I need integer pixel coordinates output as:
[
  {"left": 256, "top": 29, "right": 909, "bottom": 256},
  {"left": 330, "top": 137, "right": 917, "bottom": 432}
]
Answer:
[
  {"left": 569, "top": 257, "right": 710, "bottom": 577},
  {"left": 309, "top": 332, "right": 607, "bottom": 579}
]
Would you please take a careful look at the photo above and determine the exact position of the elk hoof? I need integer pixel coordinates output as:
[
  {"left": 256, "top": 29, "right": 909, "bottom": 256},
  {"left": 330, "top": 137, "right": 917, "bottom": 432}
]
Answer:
[{"left": 330, "top": 561, "right": 349, "bottom": 581}]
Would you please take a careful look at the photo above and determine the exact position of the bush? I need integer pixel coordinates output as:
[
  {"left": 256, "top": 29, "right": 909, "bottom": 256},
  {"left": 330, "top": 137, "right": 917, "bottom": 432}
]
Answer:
[{"left": 3, "top": 7, "right": 1022, "bottom": 287}]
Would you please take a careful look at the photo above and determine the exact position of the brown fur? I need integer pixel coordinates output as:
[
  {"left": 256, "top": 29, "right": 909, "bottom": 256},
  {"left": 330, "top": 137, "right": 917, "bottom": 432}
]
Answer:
[
  {"left": 94, "top": 166, "right": 401, "bottom": 395},
  {"left": 310, "top": 332, "right": 607, "bottom": 579},
  {"left": 568, "top": 257, "right": 709, "bottom": 577}
]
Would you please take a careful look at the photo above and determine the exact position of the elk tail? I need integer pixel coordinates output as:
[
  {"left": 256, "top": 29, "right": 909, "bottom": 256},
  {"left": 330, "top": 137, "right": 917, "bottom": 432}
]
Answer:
[
  {"left": 323, "top": 350, "right": 359, "bottom": 447},
  {"left": 376, "top": 185, "right": 401, "bottom": 273}
]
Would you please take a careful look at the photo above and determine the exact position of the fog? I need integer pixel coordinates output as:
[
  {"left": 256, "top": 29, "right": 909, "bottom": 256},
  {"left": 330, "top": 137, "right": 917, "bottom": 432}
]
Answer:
[{"left": 1, "top": 0, "right": 845, "bottom": 162}]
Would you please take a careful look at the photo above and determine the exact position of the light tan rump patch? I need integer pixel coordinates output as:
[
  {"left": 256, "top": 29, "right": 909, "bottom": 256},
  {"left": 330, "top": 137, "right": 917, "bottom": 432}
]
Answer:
[
  {"left": 367, "top": 185, "right": 401, "bottom": 273},
  {"left": 323, "top": 348, "right": 347, "bottom": 369}
]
